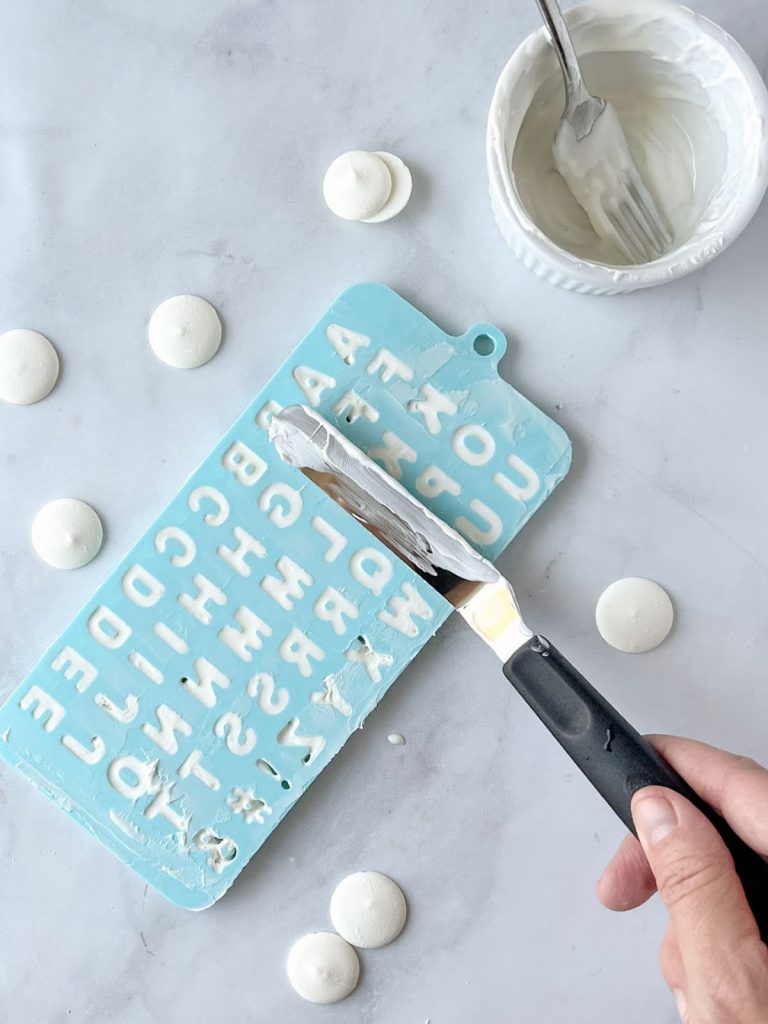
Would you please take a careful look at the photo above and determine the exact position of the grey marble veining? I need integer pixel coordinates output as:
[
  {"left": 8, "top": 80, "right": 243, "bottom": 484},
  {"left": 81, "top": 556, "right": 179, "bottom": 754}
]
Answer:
[{"left": 0, "top": 1, "right": 766, "bottom": 1021}]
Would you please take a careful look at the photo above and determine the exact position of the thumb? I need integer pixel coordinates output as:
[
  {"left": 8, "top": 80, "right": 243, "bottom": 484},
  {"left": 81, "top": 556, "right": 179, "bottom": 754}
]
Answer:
[{"left": 632, "top": 788, "right": 765, "bottom": 1005}]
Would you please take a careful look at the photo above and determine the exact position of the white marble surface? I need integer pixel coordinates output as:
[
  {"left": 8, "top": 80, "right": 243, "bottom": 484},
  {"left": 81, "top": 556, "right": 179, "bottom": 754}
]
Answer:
[{"left": 1, "top": 1, "right": 767, "bottom": 1020}]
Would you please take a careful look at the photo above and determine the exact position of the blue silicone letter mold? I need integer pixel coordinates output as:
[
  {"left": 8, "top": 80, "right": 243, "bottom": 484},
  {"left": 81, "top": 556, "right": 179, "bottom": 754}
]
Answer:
[{"left": 0, "top": 284, "right": 571, "bottom": 908}]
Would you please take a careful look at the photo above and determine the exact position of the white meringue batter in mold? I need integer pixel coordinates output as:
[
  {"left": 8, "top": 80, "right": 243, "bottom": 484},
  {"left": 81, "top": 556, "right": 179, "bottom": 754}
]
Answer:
[
  {"left": 148, "top": 295, "right": 222, "bottom": 369},
  {"left": 286, "top": 931, "right": 360, "bottom": 1004},
  {"left": 330, "top": 871, "right": 407, "bottom": 949},
  {"left": 596, "top": 577, "right": 674, "bottom": 653},
  {"left": 31, "top": 498, "right": 103, "bottom": 570},
  {"left": 0, "top": 329, "right": 60, "bottom": 405}
]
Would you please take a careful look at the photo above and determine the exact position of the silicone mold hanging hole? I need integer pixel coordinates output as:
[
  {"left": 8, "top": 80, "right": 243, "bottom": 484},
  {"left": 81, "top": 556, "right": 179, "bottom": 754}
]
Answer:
[
  {"left": 281, "top": 779, "right": 291, "bottom": 790},
  {"left": 472, "top": 334, "right": 496, "bottom": 356}
]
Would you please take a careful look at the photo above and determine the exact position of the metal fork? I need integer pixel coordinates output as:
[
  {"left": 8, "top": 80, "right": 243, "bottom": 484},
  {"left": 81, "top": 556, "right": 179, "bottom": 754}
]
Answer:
[{"left": 535, "top": 0, "right": 673, "bottom": 264}]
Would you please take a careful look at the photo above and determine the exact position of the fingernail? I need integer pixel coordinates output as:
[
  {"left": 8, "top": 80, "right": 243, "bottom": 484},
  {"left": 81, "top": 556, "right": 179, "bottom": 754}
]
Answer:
[
  {"left": 633, "top": 794, "right": 678, "bottom": 847},
  {"left": 673, "top": 988, "right": 687, "bottom": 1021}
]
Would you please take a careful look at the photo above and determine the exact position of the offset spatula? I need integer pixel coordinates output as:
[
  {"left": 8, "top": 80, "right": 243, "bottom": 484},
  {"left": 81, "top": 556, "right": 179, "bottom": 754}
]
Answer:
[{"left": 270, "top": 405, "right": 768, "bottom": 938}]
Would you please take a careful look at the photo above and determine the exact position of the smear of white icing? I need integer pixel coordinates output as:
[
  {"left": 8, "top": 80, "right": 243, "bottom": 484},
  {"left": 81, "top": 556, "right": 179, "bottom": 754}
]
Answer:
[
  {"left": 31, "top": 499, "right": 103, "bottom": 570},
  {"left": 286, "top": 932, "right": 360, "bottom": 1004},
  {"left": 387, "top": 733, "right": 405, "bottom": 746},
  {"left": 108, "top": 809, "right": 140, "bottom": 839},
  {"left": 595, "top": 577, "right": 674, "bottom": 654},
  {"left": 148, "top": 295, "right": 222, "bottom": 369},
  {"left": 0, "top": 329, "right": 59, "bottom": 405},
  {"left": 329, "top": 871, "right": 407, "bottom": 949},
  {"left": 311, "top": 675, "right": 352, "bottom": 717},
  {"left": 323, "top": 150, "right": 412, "bottom": 223}
]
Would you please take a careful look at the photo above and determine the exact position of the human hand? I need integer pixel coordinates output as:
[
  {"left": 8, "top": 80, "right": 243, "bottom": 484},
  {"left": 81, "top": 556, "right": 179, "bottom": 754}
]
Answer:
[{"left": 597, "top": 735, "right": 768, "bottom": 1023}]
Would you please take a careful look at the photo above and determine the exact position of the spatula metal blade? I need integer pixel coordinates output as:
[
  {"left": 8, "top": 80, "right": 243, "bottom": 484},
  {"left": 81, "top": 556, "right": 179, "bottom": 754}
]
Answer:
[{"left": 269, "top": 405, "right": 533, "bottom": 660}]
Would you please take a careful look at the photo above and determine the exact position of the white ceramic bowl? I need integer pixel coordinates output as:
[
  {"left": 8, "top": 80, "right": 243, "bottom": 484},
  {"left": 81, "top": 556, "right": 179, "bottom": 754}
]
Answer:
[{"left": 487, "top": 0, "right": 768, "bottom": 294}]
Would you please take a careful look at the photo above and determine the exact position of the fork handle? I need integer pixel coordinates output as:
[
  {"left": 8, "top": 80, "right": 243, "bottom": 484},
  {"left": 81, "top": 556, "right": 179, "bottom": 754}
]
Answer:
[{"left": 534, "top": 0, "right": 590, "bottom": 107}]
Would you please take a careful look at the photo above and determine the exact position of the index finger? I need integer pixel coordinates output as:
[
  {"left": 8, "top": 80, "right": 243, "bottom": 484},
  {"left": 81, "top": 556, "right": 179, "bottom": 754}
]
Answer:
[{"left": 648, "top": 735, "right": 768, "bottom": 856}]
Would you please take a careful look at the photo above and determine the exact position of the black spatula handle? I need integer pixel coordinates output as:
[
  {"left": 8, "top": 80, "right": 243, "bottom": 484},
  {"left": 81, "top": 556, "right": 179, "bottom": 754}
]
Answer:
[{"left": 504, "top": 635, "right": 768, "bottom": 940}]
